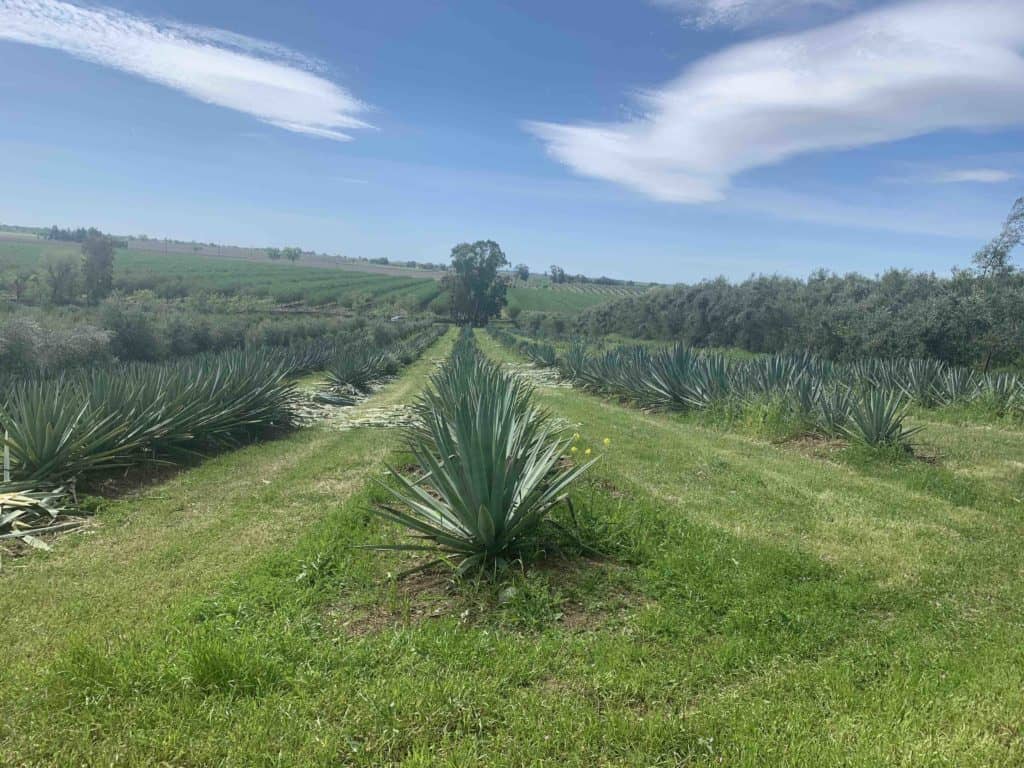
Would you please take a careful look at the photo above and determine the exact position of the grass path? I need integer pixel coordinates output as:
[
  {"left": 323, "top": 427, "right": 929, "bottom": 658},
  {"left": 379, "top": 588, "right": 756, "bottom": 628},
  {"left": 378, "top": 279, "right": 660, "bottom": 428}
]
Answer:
[
  {"left": 1, "top": 327, "right": 1022, "bottom": 765},
  {"left": 0, "top": 329, "right": 454, "bottom": 670}
]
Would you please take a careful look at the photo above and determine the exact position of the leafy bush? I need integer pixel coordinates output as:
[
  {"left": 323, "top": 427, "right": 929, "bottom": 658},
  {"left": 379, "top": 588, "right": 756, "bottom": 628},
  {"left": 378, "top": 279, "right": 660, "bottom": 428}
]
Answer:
[{"left": 0, "top": 316, "right": 112, "bottom": 375}]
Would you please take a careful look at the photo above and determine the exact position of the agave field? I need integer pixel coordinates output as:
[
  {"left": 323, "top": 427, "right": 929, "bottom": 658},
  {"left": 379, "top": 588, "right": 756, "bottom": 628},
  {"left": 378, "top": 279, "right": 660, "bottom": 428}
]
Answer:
[
  {"left": 0, "top": 320, "right": 444, "bottom": 545},
  {"left": 488, "top": 328, "right": 1024, "bottom": 449}
]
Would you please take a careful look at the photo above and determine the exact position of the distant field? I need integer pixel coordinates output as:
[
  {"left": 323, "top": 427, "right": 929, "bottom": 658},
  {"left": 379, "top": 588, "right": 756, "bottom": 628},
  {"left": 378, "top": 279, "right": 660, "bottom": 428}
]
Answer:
[
  {"left": 507, "top": 282, "right": 651, "bottom": 314},
  {"left": 0, "top": 240, "right": 442, "bottom": 310}
]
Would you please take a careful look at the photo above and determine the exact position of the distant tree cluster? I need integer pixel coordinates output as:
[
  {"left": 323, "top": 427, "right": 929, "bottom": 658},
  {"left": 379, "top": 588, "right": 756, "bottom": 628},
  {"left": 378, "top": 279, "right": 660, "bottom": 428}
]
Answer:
[
  {"left": 547, "top": 264, "right": 635, "bottom": 286},
  {"left": 266, "top": 247, "right": 302, "bottom": 262},
  {"left": 530, "top": 197, "right": 1024, "bottom": 369},
  {"left": 44, "top": 225, "right": 104, "bottom": 243},
  {"left": 1, "top": 230, "right": 119, "bottom": 306}
]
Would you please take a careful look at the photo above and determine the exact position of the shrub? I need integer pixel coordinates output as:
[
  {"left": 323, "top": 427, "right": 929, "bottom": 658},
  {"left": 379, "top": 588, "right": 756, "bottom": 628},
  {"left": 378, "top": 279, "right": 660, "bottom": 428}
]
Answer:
[{"left": 0, "top": 316, "right": 112, "bottom": 375}]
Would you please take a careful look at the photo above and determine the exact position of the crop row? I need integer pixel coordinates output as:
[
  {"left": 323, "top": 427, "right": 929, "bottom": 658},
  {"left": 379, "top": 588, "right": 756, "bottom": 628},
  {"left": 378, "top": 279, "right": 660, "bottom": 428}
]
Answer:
[
  {"left": 487, "top": 329, "right": 1024, "bottom": 448},
  {"left": 0, "top": 321, "right": 443, "bottom": 488}
]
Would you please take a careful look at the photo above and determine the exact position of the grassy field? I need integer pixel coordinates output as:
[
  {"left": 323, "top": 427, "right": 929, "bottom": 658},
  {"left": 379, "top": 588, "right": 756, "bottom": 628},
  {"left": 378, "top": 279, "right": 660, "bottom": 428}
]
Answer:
[
  {"left": 1, "top": 328, "right": 1022, "bottom": 765},
  {"left": 0, "top": 240, "right": 442, "bottom": 309}
]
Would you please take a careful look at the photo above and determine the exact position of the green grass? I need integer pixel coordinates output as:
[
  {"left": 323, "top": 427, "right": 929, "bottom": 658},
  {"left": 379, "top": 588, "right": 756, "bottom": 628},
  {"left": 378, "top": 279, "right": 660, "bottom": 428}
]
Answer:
[{"left": 1, "top": 327, "right": 1022, "bottom": 765}]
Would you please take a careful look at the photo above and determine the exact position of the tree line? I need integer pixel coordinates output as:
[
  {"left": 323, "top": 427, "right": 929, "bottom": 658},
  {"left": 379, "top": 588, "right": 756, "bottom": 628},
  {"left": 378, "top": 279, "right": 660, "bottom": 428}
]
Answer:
[{"left": 528, "top": 197, "right": 1024, "bottom": 369}]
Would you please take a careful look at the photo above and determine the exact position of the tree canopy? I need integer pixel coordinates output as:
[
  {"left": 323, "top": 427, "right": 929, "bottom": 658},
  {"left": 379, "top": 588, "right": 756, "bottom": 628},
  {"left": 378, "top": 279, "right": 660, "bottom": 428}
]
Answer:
[
  {"left": 443, "top": 240, "right": 509, "bottom": 326},
  {"left": 82, "top": 233, "right": 116, "bottom": 304},
  {"left": 523, "top": 196, "right": 1024, "bottom": 368}
]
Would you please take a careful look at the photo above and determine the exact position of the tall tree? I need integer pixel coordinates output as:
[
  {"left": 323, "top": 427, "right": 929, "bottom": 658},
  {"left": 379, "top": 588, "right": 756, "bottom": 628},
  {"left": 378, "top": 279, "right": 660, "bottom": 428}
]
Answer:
[
  {"left": 10, "top": 270, "right": 34, "bottom": 302},
  {"left": 443, "top": 240, "right": 509, "bottom": 326},
  {"left": 514, "top": 263, "right": 530, "bottom": 282},
  {"left": 82, "top": 233, "right": 116, "bottom": 304},
  {"left": 971, "top": 195, "right": 1024, "bottom": 370},
  {"left": 283, "top": 247, "right": 302, "bottom": 262},
  {"left": 266, "top": 247, "right": 282, "bottom": 261},
  {"left": 550, "top": 265, "right": 567, "bottom": 284},
  {"left": 45, "top": 257, "right": 78, "bottom": 305}
]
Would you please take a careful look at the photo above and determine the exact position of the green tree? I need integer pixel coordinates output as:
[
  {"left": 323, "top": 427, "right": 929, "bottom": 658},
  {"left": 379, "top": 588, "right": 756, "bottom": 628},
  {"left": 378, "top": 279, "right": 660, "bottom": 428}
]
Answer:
[
  {"left": 443, "top": 240, "right": 509, "bottom": 326},
  {"left": 82, "top": 233, "right": 116, "bottom": 304},
  {"left": 514, "top": 263, "right": 530, "bottom": 282},
  {"left": 550, "top": 265, "right": 567, "bottom": 284},
  {"left": 266, "top": 247, "right": 282, "bottom": 261},
  {"left": 9, "top": 270, "right": 34, "bottom": 302},
  {"left": 970, "top": 195, "right": 1024, "bottom": 370},
  {"left": 45, "top": 256, "right": 78, "bottom": 305},
  {"left": 283, "top": 247, "right": 302, "bottom": 263}
]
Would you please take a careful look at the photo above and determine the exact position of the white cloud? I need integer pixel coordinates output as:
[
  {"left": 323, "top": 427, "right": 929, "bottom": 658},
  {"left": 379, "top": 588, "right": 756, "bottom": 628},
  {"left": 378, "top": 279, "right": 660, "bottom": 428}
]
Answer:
[
  {"left": 0, "top": 0, "right": 370, "bottom": 141},
  {"left": 528, "top": 0, "right": 1024, "bottom": 203},
  {"left": 931, "top": 169, "right": 1015, "bottom": 184},
  {"left": 653, "top": 0, "right": 854, "bottom": 29}
]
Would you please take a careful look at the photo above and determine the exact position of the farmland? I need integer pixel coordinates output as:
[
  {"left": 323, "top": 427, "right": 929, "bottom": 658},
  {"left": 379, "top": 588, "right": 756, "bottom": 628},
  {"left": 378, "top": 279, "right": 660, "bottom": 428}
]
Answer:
[
  {"left": 1, "top": 309, "right": 1023, "bottom": 763},
  {"left": 507, "top": 281, "right": 652, "bottom": 314},
  {"left": 2, "top": 229, "right": 1024, "bottom": 765},
  {"left": 0, "top": 238, "right": 443, "bottom": 309}
]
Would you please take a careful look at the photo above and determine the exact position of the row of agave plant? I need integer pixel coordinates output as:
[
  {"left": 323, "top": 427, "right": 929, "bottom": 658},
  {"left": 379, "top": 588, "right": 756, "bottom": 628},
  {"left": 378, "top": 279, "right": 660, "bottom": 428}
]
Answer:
[
  {"left": 374, "top": 328, "right": 594, "bottom": 575},
  {"left": 488, "top": 330, "right": 1024, "bottom": 449},
  {"left": 0, "top": 321, "right": 445, "bottom": 488},
  {"left": 323, "top": 325, "right": 447, "bottom": 402}
]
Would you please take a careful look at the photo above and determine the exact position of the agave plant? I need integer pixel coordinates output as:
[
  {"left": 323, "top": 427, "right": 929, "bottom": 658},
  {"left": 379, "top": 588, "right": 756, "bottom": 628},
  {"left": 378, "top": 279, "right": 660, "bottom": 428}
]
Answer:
[
  {"left": 980, "top": 373, "right": 1021, "bottom": 416},
  {"left": 937, "top": 367, "right": 980, "bottom": 406},
  {"left": 524, "top": 342, "right": 557, "bottom": 368},
  {"left": 641, "top": 344, "right": 702, "bottom": 410},
  {"left": 326, "top": 346, "right": 390, "bottom": 394},
  {"left": 0, "top": 347, "right": 297, "bottom": 484},
  {"left": 841, "top": 390, "right": 922, "bottom": 449},
  {"left": 557, "top": 341, "right": 591, "bottom": 384},
  {"left": 376, "top": 335, "right": 595, "bottom": 574},
  {"left": 898, "top": 359, "right": 946, "bottom": 408},
  {"left": 814, "top": 386, "right": 852, "bottom": 438}
]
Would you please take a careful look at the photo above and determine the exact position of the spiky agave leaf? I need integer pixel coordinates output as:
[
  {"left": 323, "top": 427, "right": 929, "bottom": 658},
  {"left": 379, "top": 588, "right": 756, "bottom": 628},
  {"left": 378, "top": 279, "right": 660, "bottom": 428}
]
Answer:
[
  {"left": 326, "top": 345, "right": 390, "bottom": 394},
  {"left": 814, "top": 386, "right": 853, "bottom": 438},
  {"left": 841, "top": 390, "right": 922, "bottom": 449},
  {"left": 376, "top": 336, "right": 595, "bottom": 570},
  {"left": 0, "top": 347, "right": 297, "bottom": 484},
  {"left": 937, "top": 367, "right": 980, "bottom": 406}
]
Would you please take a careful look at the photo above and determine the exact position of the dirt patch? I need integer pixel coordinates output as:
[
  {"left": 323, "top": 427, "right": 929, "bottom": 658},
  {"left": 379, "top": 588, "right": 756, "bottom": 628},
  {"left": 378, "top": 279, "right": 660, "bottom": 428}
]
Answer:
[
  {"left": 326, "top": 565, "right": 456, "bottom": 637},
  {"left": 326, "top": 556, "right": 647, "bottom": 638},
  {"left": 784, "top": 434, "right": 847, "bottom": 460}
]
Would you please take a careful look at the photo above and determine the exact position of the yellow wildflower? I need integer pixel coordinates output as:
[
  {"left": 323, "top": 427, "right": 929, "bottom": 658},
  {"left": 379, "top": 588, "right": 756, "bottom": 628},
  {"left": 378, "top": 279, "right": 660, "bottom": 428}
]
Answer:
[
  {"left": 585, "top": 448, "right": 592, "bottom": 456},
  {"left": 603, "top": 437, "right": 611, "bottom": 447},
  {"left": 570, "top": 446, "right": 578, "bottom": 454}
]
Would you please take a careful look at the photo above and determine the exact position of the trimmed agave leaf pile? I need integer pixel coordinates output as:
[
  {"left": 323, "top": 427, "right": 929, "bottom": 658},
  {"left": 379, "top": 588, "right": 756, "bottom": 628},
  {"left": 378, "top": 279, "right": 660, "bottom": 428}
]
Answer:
[
  {"left": 488, "top": 329, "right": 1024, "bottom": 449},
  {"left": 0, "top": 487, "right": 78, "bottom": 555},
  {"left": 376, "top": 329, "right": 595, "bottom": 574}
]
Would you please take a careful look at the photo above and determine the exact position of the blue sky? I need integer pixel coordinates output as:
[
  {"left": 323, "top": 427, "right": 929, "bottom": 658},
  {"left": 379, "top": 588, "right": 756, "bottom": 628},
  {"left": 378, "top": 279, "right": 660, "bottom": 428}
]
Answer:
[{"left": 0, "top": 0, "right": 1022, "bottom": 283}]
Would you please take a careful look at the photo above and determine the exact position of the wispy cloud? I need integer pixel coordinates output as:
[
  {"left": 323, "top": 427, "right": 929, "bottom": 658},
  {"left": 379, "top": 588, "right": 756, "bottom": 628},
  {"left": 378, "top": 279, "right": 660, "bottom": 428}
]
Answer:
[
  {"left": 880, "top": 166, "right": 1018, "bottom": 185},
  {"left": 0, "top": 0, "right": 371, "bottom": 141},
  {"left": 652, "top": 0, "right": 854, "bottom": 29},
  {"left": 931, "top": 169, "right": 1015, "bottom": 184},
  {"left": 528, "top": 0, "right": 1024, "bottom": 204}
]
